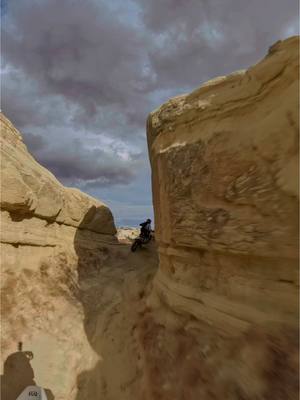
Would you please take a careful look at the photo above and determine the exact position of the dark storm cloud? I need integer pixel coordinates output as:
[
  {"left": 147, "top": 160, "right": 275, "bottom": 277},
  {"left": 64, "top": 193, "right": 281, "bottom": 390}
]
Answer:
[
  {"left": 42, "top": 146, "right": 136, "bottom": 183},
  {"left": 137, "top": 0, "right": 299, "bottom": 88},
  {"left": 3, "top": 0, "right": 298, "bottom": 135},
  {"left": 24, "top": 135, "right": 142, "bottom": 187},
  {"left": 1, "top": 0, "right": 299, "bottom": 219},
  {"left": 2, "top": 68, "right": 70, "bottom": 129},
  {"left": 23, "top": 132, "right": 47, "bottom": 152},
  {"left": 138, "top": 0, "right": 299, "bottom": 33},
  {"left": 2, "top": 0, "right": 155, "bottom": 138}
]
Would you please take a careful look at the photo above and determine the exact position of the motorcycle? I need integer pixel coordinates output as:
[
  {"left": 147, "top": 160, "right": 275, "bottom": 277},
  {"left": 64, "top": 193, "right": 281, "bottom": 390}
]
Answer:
[{"left": 131, "top": 232, "right": 154, "bottom": 252}]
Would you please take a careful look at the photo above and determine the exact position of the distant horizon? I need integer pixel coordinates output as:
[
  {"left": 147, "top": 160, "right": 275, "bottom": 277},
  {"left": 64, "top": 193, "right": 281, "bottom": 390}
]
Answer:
[{"left": 115, "top": 218, "right": 155, "bottom": 229}]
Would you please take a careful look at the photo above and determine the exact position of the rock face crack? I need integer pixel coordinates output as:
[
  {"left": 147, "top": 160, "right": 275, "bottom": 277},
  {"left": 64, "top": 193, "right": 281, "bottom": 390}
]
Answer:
[{"left": 1, "top": 241, "right": 57, "bottom": 248}]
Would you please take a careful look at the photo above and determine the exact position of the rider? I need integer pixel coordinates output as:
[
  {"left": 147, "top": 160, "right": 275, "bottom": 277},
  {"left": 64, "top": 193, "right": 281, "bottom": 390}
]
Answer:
[{"left": 139, "top": 219, "right": 152, "bottom": 238}]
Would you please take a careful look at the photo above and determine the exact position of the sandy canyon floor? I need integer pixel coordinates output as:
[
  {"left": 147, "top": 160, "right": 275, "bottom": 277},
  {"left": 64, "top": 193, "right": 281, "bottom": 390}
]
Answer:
[
  {"left": 1, "top": 229, "right": 159, "bottom": 400},
  {"left": 75, "top": 230, "right": 158, "bottom": 399}
]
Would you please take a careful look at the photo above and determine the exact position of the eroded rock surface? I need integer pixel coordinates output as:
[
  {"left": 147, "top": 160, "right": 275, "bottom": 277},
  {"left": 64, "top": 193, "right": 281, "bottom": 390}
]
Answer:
[
  {"left": 1, "top": 113, "right": 115, "bottom": 235},
  {"left": 0, "top": 112, "right": 116, "bottom": 399},
  {"left": 0, "top": 113, "right": 158, "bottom": 400},
  {"left": 144, "top": 36, "right": 299, "bottom": 399},
  {"left": 1, "top": 36, "right": 299, "bottom": 400}
]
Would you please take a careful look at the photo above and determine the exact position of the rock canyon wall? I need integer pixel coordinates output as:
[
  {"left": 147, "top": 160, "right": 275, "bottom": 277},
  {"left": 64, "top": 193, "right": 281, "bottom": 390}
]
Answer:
[
  {"left": 144, "top": 36, "right": 299, "bottom": 399},
  {"left": 1, "top": 113, "right": 159, "bottom": 400},
  {"left": 1, "top": 36, "right": 299, "bottom": 400},
  {"left": 0, "top": 112, "right": 121, "bottom": 399}
]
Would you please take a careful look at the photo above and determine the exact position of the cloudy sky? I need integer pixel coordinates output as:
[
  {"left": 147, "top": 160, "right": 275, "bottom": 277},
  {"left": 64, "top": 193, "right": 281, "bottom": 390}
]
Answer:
[{"left": 1, "top": 0, "right": 299, "bottom": 226}]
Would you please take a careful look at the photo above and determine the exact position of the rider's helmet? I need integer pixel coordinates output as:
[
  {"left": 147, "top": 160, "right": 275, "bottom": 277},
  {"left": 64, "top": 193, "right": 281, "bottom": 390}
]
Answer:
[{"left": 147, "top": 219, "right": 151, "bottom": 223}]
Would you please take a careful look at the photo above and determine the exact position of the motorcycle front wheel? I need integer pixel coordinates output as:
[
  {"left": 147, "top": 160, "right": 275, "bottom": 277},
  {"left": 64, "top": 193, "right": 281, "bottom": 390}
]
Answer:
[{"left": 131, "top": 240, "right": 140, "bottom": 252}]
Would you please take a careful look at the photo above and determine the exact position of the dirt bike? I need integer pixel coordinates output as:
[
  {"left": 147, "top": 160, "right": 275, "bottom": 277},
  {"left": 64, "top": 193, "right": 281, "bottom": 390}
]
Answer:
[{"left": 131, "top": 232, "right": 153, "bottom": 252}]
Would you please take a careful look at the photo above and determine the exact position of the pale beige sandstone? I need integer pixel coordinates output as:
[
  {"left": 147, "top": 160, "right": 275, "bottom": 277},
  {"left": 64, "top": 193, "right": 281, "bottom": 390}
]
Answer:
[
  {"left": 142, "top": 36, "right": 299, "bottom": 399},
  {"left": 0, "top": 113, "right": 159, "bottom": 400},
  {"left": 0, "top": 112, "right": 115, "bottom": 233},
  {"left": 117, "top": 227, "right": 140, "bottom": 243},
  {"left": 0, "top": 112, "right": 117, "bottom": 399},
  {"left": 2, "top": 35, "right": 299, "bottom": 400}
]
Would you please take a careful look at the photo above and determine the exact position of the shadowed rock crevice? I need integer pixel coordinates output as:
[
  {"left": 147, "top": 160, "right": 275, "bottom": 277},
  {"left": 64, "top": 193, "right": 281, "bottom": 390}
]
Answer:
[{"left": 73, "top": 207, "right": 158, "bottom": 399}]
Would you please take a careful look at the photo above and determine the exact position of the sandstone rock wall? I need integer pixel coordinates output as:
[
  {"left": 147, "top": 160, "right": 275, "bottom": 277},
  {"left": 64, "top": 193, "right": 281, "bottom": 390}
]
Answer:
[
  {"left": 144, "top": 36, "right": 299, "bottom": 399},
  {"left": 1, "top": 112, "right": 116, "bottom": 235},
  {"left": 0, "top": 113, "right": 118, "bottom": 399}
]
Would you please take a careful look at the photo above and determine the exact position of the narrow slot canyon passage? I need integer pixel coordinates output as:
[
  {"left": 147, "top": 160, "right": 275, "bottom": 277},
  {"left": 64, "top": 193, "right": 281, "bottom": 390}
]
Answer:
[
  {"left": 74, "top": 221, "right": 159, "bottom": 400},
  {"left": 1, "top": 214, "right": 159, "bottom": 400},
  {"left": 1, "top": 35, "right": 299, "bottom": 400},
  {"left": 1, "top": 113, "right": 160, "bottom": 400}
]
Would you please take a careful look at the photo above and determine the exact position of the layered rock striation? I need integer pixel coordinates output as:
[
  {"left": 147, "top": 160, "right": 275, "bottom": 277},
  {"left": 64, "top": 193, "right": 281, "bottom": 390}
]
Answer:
[
  {"left": 144, "top": 36, "right": 299, "bottom": 399},
  {"left": 1, "top": 35, "right": 299, "bottom": 400},
  {"left": 0, "top": 113, "right": 118, "bottom": 399},
  {"left": 1, "top": 113, "right": 160, "bottom": 400},
  {"left": 1, "top": 112, "right": 116, "bottom": 241}
]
